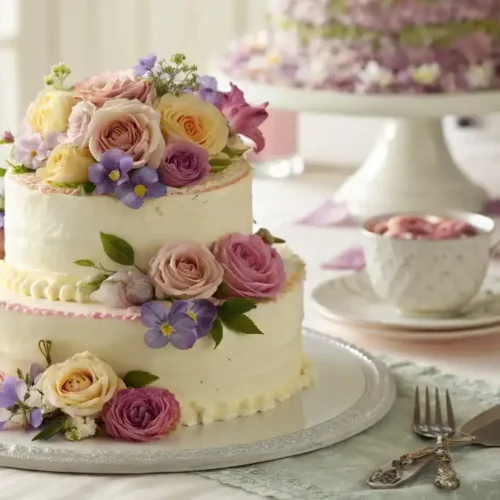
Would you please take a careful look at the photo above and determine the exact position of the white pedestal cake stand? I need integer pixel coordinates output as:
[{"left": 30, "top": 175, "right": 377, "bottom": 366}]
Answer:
[{"left": 213, "top": 70, "right": 499, "bottom": 218}]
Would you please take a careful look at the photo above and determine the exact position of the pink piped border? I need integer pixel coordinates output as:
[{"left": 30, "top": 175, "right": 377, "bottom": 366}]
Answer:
[{"left": 2, "top": 301, "right": 141, "bottom": 321}]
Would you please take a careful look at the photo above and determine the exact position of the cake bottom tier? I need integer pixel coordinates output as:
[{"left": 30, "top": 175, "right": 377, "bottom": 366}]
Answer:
[{"left": 0, "top": 271, "right": 312, "bottom": 426}]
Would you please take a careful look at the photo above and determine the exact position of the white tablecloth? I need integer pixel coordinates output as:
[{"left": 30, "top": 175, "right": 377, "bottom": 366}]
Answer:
[{"left": 3, "top": 166, "right": 500, "bottom": 500}]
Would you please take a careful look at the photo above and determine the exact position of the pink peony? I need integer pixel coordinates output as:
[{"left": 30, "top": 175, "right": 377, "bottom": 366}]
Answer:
[
  {"left": 149, "top": 242, "right": 224, "bottom": 300},
  {"left": 85, "top": 99, "right": 165, "bottom": 168},
  {"left": 222, "top": 84, "right": 268, "bottom": 153},
  {"left": 75, "top": 71, "right": 156, "bottom": 108},
  {"left": 158, "top": 143, "right": 210, "bottom": 188},
  {"left": 211, "top": 233, "right": 286, "bottom": 300},
  {"left": 65, "top": 101, "right": 96, "bottom": 147},
  {"left": 102, "top": 387, "right": 180, "bottom": 442}
]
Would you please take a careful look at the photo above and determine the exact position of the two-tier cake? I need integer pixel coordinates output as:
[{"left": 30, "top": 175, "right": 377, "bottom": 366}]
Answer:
[
  {"left": 0, "top": 54, "right": 312, "bottom": 442},
  {"left": 222, "top": 0, "right": 500, "bottom": 93}
]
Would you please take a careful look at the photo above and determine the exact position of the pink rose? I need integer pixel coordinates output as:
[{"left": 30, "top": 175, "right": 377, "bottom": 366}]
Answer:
[
  {"left": 65, "top": 101, "right": 96, "bottom": 147},
  {"left": 222, "top": 84, "right": 268, "bottom": 153},
  {"left": 211, "top": 233, "right": 286, "bottom": 300},
  {"left": 75, "top": 71, "right": 156, "bottom": 108},
  {"left": 85, "top": 99, "right": 165, "bottom": 168},
  {"left": 149, "top": 242, "right": 224, "bottom": 300},
  {"left": 102, "top": 387, "right": 180, "bottom": 442}
]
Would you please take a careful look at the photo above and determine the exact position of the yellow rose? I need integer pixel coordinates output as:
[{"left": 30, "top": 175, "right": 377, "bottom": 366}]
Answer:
[
  {"left": 37, "top": 144, "right": 95, "bottom": 184},
  {"left": 36, "top": 352, "right": 124, "bottom": 418},
  {"left": 29, "top": 89, "right": 75, "bottom": 137},
  {"left": 155, "top": 93, "right": 228, "bottom": 155}
]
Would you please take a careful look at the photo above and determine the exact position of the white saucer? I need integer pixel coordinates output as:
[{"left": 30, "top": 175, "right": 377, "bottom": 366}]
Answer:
[
  {"left": 312, "top": 272, "right": 500, "bottom": 334},
  {"left": 0, "top": 330, "right": 395, "bottom": 474}
]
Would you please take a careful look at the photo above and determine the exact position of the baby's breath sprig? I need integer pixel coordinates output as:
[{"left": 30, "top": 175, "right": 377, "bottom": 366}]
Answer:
[
  {"left": 148, "top": 53, "right": 200, "bottom": 97},
  {"left": 44, "top": 62, "right": 73, "bottom": 91}
]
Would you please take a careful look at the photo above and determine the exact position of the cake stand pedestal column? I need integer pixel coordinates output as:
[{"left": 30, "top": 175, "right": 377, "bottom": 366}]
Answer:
[{"left": 334, "top": 117, "right": 488, "bottom": 218}]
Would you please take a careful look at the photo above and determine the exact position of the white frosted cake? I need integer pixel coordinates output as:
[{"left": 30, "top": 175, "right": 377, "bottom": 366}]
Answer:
[{"left": 0, "top": 54, "right": 312, "bottom": 442}]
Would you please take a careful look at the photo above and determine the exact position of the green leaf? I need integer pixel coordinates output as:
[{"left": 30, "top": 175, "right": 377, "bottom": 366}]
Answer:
[
  {"left": 100, "top": 232, "right": 135, "bottom": 266},
  {"left": 32, "top": 419, "right": 65, "bottom": 441},
  {"left": 78, "top": 182, "right": 96, "bottom": 196},
  {"left": 218, "top": 298, "right": 256, "bottom": 317},
  {"left": 210, "top": 164, "right": 229, "bottom": 173},
  {"left": 0, "top": 168, "right": 7, "bottom": 177},
  {"left": 210, "top": 317, "right": 223, "bottom": 349},
  {"left": 8, "top": 161, "right": 31, "bottom": 174},
  {"left": 209, "top": 158, "right": 233, "bottom": 167},
  {"left": 219, "top": 313, "right": 264, "bottom": 335},
  {"left": 273, "top": 237, "right": 286, "bottom": 243},
  {"left": 222, "top": 145, "right": 250, "bottom": 157},
  {"left": 16, "top": 368, "right": 23, "bottom": 380},
  {"left": 74, "top": 259, "right": 96, "bottom": 267},
  {"left": 123, "top": 370, "right": 159, "bottom": 388}
]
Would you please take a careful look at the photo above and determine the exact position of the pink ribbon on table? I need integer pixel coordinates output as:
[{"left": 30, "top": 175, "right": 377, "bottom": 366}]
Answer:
[
  {"left": 321, "top": 246, "right": 365, "bottom": 271},
  {"left": 296, "top": 200, "right": 357, "bottom": 228}
]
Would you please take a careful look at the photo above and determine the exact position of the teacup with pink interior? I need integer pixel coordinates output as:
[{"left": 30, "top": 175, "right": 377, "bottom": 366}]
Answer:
[{"left": 361, "top": 211, "right": 495, "bottom": 317}]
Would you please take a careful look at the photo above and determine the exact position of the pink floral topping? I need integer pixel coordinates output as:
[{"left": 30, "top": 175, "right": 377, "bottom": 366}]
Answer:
[
  {"left": 75, "top": 71, "right": 156, "bottom": 108},
  {"left": 211, "top": 233, "right": 286, "bottom": 300},
  {"left": 102, "top": 387, "right": 180, "bottom": 442},
  {"left": 149, "top": 241, "right": 224, "bottom": 300},
  {"left": 222, "top": 84, "right": 268, "bottom": 153}
]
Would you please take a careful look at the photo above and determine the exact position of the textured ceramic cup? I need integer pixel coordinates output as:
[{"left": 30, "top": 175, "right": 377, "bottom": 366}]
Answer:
[{"left": 361, "top": 211, "right": 495, "bottom": 316}]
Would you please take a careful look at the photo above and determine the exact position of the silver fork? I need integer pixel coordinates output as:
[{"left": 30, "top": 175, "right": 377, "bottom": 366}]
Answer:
[{"left": 413, "top": 386, "right": 460, "bottom": 491}]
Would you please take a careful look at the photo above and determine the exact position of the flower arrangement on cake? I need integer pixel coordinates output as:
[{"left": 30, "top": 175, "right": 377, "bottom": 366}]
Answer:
[{"left": 0, "top": 54, "right": 311, "bottom": 441}]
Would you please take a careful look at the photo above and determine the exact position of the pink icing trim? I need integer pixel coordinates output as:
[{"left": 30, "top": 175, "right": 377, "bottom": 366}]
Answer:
[{"left": 2, "top": 301, "right": 141, "bottom": 321}]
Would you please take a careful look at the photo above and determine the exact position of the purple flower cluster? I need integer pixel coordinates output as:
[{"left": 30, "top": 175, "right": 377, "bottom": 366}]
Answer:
[
  {"left": 89, "top": 149, "right": 166, "bottom": 209},
  {"left": 141, "top": 299, "right": 217, "bottom": 350}
]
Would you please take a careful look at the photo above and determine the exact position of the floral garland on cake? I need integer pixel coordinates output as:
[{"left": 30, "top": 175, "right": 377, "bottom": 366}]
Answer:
[
  {"left": 75, "top": 227, "right": 286, "bottom": 350},
  {"left": 0, "top": 340, "right": 179, "bottom": 442},
  {"left": 0, "top": 53, "right": 268, "bottom": 207}
]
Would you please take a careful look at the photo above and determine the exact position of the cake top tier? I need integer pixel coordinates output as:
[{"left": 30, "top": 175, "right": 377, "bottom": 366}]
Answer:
[{"left": 0, "top": 53, "right": 268, "bottom": 204}]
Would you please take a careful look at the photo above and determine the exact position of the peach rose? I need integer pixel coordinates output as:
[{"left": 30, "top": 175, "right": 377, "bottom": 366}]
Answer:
[
  {"left": 75, "top": 71, "right": 155, "bottom": 108},
  {"left": 149, "top": 241, "right": 224, "bottom": 300},
  {"left": 85, "top": 99, "right": 165, "bottom": 168}
]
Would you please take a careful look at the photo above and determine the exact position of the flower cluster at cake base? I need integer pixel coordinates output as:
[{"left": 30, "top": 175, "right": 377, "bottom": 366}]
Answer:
[
  {"left": 1, "top": 53, "right": 269, "bottom": 206},
  {"left": 75, "top": 229, "right": 287, "bottom": 349},
  {"left": 0, "top": 340, "right": 180, "bottom": 443}
]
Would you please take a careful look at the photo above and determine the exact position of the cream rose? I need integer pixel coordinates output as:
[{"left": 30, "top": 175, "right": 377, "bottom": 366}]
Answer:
[
  {"left": 85, "top": 98, "right": 165, "bottom": 168},
  {"left": 155, "top": 93, "right": 228, "bottom": 155},
  {"left": 36, "top": 352, "right": 123, "bottom": 418},
  {"left": 66, "top": 100, "right": 96, "bottom": 147},
  {"left": 37, "top": 144, "right": 95, "bottom": 184},
  {"left": 29, "top": 89, "right": 75, "bottom": 137}
]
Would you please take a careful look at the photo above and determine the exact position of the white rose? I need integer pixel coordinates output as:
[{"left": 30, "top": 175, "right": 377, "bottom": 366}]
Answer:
[
  {"left": 36, "top": 352, "right": 123, "bottom": 418},
  {"left": 66, "top": 100, "right": 96, "bottom": 147}
]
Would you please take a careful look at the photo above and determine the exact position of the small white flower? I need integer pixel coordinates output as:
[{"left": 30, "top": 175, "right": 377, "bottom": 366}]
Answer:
[
  {"left": 25, "top": 387, "right": 43, "bottom": 408},
  {"left": 411, "top": 63, "right": 441, "bottom": 86},
  {"left": 63, "top": 416, "right": 97, "bottom": 441},
  {"left": 359, "top": 61, "right": 396, "bottom": 88},
  {"left": 466, "top": 61, "right": 494, "bottom": 89}
]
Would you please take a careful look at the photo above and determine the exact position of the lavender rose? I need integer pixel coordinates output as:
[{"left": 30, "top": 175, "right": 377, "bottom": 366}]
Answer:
[
  {"left": 65, "top": 100, "right": 96, "bottom": 147},
  {"left": 211, "top": 233, "right": 286, "bottom": 300},
  {"left": 75, "top": 71, "right": 156, "bottom": 108},
  {"left": 158, "top": 143, "right": 210, "bottom": 188},
  {"left": 85, "top": 98, "right": 165, "bottom": 168},
  {"left": 102, "top": 387, "right": 180, "bottom": 442},
  {"left": 149, "top": 242, "right": 224, "bottom": 300}
]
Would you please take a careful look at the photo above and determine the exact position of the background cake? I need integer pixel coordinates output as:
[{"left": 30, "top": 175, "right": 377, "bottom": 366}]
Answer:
[
  {"left": 222, "top": 0, "right": 500, "bottom": 93},
  {"left": 0, "top": 54, "right": 312, "bottom": 441}
]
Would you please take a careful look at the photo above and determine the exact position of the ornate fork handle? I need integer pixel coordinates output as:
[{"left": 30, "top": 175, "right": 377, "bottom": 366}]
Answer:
[
  {"left": 367, "top": 436, "right": 473, "bottom": 489},
  {"left": 434, "top": 436, "right": 460, "bottom": 490}
]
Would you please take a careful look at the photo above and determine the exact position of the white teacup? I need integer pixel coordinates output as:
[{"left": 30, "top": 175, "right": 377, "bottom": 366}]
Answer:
[{"left": 361, "top": 211, "right": 495, "bottom": 316}]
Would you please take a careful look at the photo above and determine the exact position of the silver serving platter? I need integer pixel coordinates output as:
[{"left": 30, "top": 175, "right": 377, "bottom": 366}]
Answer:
[{"left": 0, "top": 329, "right": 396, "bottom": 474}]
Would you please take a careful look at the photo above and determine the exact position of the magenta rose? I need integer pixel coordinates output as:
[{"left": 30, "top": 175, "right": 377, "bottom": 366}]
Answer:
[
  {"left": 149, "top": 241, "right": 224, "bottom": 300},
  {"left": 211, "top": 233, "right": 286, "bottom": 299},
  {"left": 102, "top": 387, "right": 180, "bottom": 442},
  {"left": 75, "top": 71, "right": 156, "bottom": 108},
  {"left": 158, "top": 143, "right": 210, "bottom": 188}
]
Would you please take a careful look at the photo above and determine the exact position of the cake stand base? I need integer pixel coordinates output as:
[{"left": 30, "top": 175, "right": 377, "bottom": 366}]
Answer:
[{"left": 334, "top": 118, "right": 488, "bottom": 218}]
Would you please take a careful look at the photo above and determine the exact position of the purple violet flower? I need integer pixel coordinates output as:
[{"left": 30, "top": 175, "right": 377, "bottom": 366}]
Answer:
[
  {"left": 29, "top": 363, "right": 45, "bottom": 385},
  {"left": 114, "top": 166, "right": 167, "bottom": 209},
  {"left": 133, "top": 53, "right": 158, "bottom": 77},
  {"left": 12, "top": 131, "right": 60, "bottom": 169},
  {"left": 141, "top": 301, "right": 198, "bottom": 350},
  {"left": 89, "top": 149, "right": 133, "bottom": 195},
  {"left": 186, "top": 299, "right": 217, "bottom": 338},
  {"left": 0, "top": 212, "right": 4, "bottom": 231},
  {"left": 28, "top": 408, "right": 43, "bottom": 428},
  {"left": 0, "top": 377, "right": 27, "bottom": 409},
  {"left": 197, "top": 75, "right": 224, "bottom": 109}
]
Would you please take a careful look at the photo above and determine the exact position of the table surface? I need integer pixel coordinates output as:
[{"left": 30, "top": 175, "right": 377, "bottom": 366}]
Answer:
[{"left": 3, "top": 163, "right": 500, "bottom": 500}]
